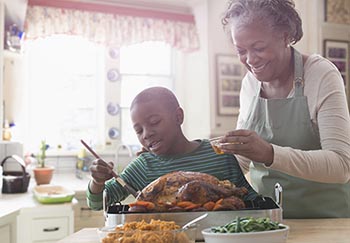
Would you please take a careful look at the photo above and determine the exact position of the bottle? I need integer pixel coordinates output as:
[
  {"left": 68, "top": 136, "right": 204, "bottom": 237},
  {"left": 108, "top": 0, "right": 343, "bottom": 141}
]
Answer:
[
  {"left": 76, "top": 148, "right": 87, "bottom": 179},
  {"left": 2, "top": 120, "right": 12, "bottom": 141}
]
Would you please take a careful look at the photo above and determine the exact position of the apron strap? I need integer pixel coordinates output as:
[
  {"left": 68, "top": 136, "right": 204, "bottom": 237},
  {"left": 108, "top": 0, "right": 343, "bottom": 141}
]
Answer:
[
  {"left": 293, "top": 48, "right": 304, "bottom": 97},
  {"left": 256, "top": 48, "right": 304, "bottom": 97}
]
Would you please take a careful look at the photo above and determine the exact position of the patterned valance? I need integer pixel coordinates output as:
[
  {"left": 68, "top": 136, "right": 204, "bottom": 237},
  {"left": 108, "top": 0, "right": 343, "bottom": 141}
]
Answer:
[{"left": 24, "top": 4, "right": 200, "bottom": 52}]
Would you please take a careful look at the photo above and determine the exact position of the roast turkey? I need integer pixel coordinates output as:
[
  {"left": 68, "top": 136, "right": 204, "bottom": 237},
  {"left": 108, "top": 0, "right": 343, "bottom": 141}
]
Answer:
[{"left": 128, "top": 171, "right": 248, "bottom": 212}]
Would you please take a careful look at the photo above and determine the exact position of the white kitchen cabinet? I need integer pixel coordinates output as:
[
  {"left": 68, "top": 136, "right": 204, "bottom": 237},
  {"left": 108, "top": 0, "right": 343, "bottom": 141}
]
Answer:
[
  {"left": 73, "top": 191, "right": 135, "bottom": 232},
  {"left": 0, "top": 211, "right": 18, "bottom": 243},
  {"left": 73, "top": 192, "right": 105, "bottom": 232},
  {"left": 0, "top": 0, "right": 27, "bottom": 138},
  {"left": 17, "top": 204, "right": 74, "bottom": 243},
  {"left": 0, "top": 1, "right": 4, "bottom": 130},
  {"left": 3, "top": 50, "right": 26, "bottom": 140},
  {"left": 0, "top": 224, "right": 11, "bottom": 243}
]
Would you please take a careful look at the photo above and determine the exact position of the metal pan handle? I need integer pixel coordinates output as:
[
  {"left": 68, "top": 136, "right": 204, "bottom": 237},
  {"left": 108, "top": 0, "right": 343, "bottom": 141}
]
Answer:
[
  {"left": 103, "top": 189, "right": 109, "bottom": 222},
  {"left": 274, "top": 182, "right": 283, "bottom": 207}
]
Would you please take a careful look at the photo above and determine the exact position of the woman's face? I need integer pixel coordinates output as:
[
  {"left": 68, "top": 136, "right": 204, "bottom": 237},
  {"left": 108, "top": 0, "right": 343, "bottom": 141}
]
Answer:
[
  {"left": 231, "top": 22, "right": 290, "bottom": 82},
  {"left": 130, "top": 100, "right": 181, "bottom": 155}
]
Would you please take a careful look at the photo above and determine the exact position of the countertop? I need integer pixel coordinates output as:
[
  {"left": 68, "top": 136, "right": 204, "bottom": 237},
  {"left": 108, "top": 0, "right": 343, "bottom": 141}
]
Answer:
[
  {"left": 56, "top": 218, "right": 350, "bottom": 243},
  {"left": 0, "top": 172, "right": 90, "bottom": 218},
  {"left": 0, "top": 172, "right": 134, "bottom": 219}
]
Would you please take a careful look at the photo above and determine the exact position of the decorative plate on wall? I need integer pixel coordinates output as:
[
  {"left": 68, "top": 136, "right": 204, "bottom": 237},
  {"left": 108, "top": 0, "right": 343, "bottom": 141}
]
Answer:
[
  {"left": 107, "top": 68, "right": 121, "bottom": 82},
  {"left": 108, "top": 127, "right": 120, "bottom": 139},
  {"left": 108, "top": 47, "right": 120, "bottom": 60},
  {"left": 107, "top": 102, "right": 121, "bottom": 116}
]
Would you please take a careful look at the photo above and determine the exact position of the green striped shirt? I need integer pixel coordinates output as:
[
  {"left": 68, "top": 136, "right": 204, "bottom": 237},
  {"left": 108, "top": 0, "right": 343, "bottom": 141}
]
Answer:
[{"left": 87, "top": 139, "right": 257, "bottom": 210}]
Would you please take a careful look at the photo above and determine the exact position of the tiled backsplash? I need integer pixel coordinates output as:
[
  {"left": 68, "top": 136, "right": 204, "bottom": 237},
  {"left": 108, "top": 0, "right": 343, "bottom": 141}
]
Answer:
[
  {"left": 1, "top": 142, "right": 138, "bottom": 178},
  {"left": 2, "top": 150, "right": 136, "bottom": 177},
  {"left": 45, "top": 152, "right": 136, "bottom": 175}
]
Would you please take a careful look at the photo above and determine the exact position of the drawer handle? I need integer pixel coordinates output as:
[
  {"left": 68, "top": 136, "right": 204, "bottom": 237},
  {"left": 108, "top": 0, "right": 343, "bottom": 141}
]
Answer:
[
  {"left": 43, "top": 227, "right": 60, "bottom": 232},
  {"left": 80, "top": 207, "right": 92, "bottom": 211},
  {"left": 80, "top": 206, "right": 92, "bottom": 217}
]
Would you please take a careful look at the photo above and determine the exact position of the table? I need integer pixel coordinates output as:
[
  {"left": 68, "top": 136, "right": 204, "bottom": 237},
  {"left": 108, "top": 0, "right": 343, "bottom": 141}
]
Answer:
[
  {"left": 285, "top": 218, "right": 350, "bottom": 243},
  {"left": 57, "top": 218, "right": 350, "bottom": 243}
]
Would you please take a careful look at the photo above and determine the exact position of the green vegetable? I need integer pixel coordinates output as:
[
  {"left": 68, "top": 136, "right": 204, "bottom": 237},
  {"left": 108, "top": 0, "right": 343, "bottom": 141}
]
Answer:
[{"left": 211, "top": 217, "right": 285, "bottom": 233}]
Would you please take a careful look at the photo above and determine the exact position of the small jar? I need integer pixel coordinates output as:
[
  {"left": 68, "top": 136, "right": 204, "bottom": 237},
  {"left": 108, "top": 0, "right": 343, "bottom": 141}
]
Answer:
[{"left": 2, "top": 120, "right": 12, "bottom": 141}]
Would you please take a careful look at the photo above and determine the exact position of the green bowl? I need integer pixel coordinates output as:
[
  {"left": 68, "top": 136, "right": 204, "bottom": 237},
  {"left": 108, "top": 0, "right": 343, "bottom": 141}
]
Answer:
[{"left": 33, "top": 185, "right": 75, "bottom": 204}]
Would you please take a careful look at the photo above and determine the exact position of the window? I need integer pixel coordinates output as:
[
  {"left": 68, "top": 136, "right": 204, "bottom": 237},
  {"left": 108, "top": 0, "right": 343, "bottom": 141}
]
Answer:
[
  {"left": 22, "top": 36, "right": 173, "bottom": 153},
  {"left": 119, "top": 42, "right": 173, "bottom": 145},
  {"left": 24, "top": 35, "right": 105, "bottom": 152}
]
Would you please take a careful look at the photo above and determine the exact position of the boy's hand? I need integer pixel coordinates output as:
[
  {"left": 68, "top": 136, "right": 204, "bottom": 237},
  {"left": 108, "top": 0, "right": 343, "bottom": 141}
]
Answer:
[{"left": 89, "top": 159, "right": 114, "bottom": 193}]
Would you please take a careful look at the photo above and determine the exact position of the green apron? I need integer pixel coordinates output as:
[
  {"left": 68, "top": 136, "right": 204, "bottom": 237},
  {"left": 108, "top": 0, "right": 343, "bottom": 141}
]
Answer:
[{"left": 242, "top": 48, "right": 350, "bottom": 218}]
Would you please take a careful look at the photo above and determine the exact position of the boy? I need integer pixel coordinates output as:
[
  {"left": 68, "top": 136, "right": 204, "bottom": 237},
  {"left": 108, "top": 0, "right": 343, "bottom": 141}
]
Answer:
[{"left": 87, "top": 87, "right": 256, "bottom": 210}]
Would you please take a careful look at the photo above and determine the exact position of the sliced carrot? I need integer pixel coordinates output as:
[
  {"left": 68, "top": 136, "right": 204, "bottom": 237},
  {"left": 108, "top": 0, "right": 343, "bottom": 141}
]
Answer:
[
  {"left": 213, "top": 204, "right": 223, "bottom": 211},
  {"left": 145, "top": 202, "right": 155, "bottom": 210},
  {"left": 213, "top": 198, "right": 224, "bottom": 211},
  {"left": 215, "top": 198, "right": 223, "bottom": 205},
  {"left": 177, "top": 201, "right": 196, "bottom": 208},
  {"left": 203, "top": 201, "right": 215, "bottom": 211},
  {"left": 185, "top": 203, "right": 201, "bottom": 210},
  {"left": 129, "top": 200, "right": 155, "bottom": 210}
]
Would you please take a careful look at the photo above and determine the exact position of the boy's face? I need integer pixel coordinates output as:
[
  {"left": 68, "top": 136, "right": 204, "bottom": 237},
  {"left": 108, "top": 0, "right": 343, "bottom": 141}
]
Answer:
[{"left": 130, "top": 100, "right": 181, "bottom": 155}]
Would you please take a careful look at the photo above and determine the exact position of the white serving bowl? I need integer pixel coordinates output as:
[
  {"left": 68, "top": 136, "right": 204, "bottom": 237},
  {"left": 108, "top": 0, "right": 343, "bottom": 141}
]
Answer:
[{"left": 201, "top": 224, "right": 289, "bottom": 243}]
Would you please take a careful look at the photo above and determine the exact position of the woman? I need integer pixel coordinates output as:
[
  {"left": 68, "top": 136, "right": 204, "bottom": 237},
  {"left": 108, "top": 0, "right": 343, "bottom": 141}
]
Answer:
[{"left": 219, "top": 0, "right": 350, "bottom": 218}]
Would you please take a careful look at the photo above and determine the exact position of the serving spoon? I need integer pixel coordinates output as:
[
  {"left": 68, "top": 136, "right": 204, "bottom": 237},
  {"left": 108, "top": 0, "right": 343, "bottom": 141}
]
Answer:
[
  {"left": 182, "top": 213, "right": 208, "bottom": 229},
  {"left": 80, "top": 139, "right": 140, "bottom": 197}
]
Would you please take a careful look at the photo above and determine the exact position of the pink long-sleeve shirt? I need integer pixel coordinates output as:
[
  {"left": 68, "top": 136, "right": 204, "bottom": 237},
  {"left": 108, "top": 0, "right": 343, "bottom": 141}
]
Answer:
[{"left": 236, "top": 54, "right": 350, "bottom": 184}]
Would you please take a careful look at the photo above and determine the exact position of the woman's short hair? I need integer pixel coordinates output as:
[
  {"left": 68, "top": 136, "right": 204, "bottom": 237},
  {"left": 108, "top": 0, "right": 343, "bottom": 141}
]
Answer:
[{"left": 222, "top": 0, "right": 303, "bottom": 45}]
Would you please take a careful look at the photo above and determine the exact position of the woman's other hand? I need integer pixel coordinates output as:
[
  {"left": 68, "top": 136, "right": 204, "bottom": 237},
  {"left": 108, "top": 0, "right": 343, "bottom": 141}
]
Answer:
[{"left": 220, "top": 129, "right": 274, "bottom": 166}]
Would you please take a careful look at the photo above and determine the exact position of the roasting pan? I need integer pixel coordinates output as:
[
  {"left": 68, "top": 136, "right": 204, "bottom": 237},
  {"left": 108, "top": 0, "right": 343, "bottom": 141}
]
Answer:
[{"left": 104, "top": 195, "right": 282, "bottom": 242}]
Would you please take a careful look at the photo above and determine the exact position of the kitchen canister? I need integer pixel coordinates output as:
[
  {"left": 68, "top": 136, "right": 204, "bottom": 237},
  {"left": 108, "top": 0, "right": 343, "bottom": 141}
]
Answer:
[{"left": 1, "top": 155, "right": 30, "bottom": 193}]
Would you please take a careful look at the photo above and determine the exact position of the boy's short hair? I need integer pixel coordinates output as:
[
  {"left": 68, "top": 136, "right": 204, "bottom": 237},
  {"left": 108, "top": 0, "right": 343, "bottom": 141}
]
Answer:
[{"left": 130, "top": 87, "right": 180, "bottom": 111}]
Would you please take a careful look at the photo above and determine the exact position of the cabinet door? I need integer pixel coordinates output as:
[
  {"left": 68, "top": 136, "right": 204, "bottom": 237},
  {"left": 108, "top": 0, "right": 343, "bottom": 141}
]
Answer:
[
  {"left": 73, "top": 194, "right": 105, "bottom": 232},
  {"left": 0, "top": 224, "right": 11, "bottom": 243}
]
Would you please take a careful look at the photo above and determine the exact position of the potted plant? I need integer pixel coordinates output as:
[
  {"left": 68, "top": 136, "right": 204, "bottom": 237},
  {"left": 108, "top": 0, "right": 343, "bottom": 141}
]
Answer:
[{"left": 33, "top": 140, "right": 54, "bottom": 185}]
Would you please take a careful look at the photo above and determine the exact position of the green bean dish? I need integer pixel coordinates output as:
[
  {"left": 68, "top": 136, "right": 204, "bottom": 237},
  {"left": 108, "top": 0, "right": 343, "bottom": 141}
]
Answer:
[{"left": 211, "top": 217, "right": 285, "bottom": 233}]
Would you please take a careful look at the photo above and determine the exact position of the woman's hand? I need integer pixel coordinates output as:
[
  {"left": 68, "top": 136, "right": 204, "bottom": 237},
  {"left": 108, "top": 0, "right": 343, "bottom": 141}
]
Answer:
[
  {"left": 89, "top": 159, "right": 114, "bottom": 193},
  {"left": 219, "top": 129, "right": 274, "bottom": 166},
  {"left": 136, "top": 147, "right": 149, "bottom": 156}
]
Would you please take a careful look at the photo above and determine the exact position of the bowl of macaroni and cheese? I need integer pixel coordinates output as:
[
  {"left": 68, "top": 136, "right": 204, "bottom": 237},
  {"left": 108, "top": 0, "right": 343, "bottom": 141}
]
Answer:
[{"left": 98, "top": 219, "right": 196, "bottom": 243}]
